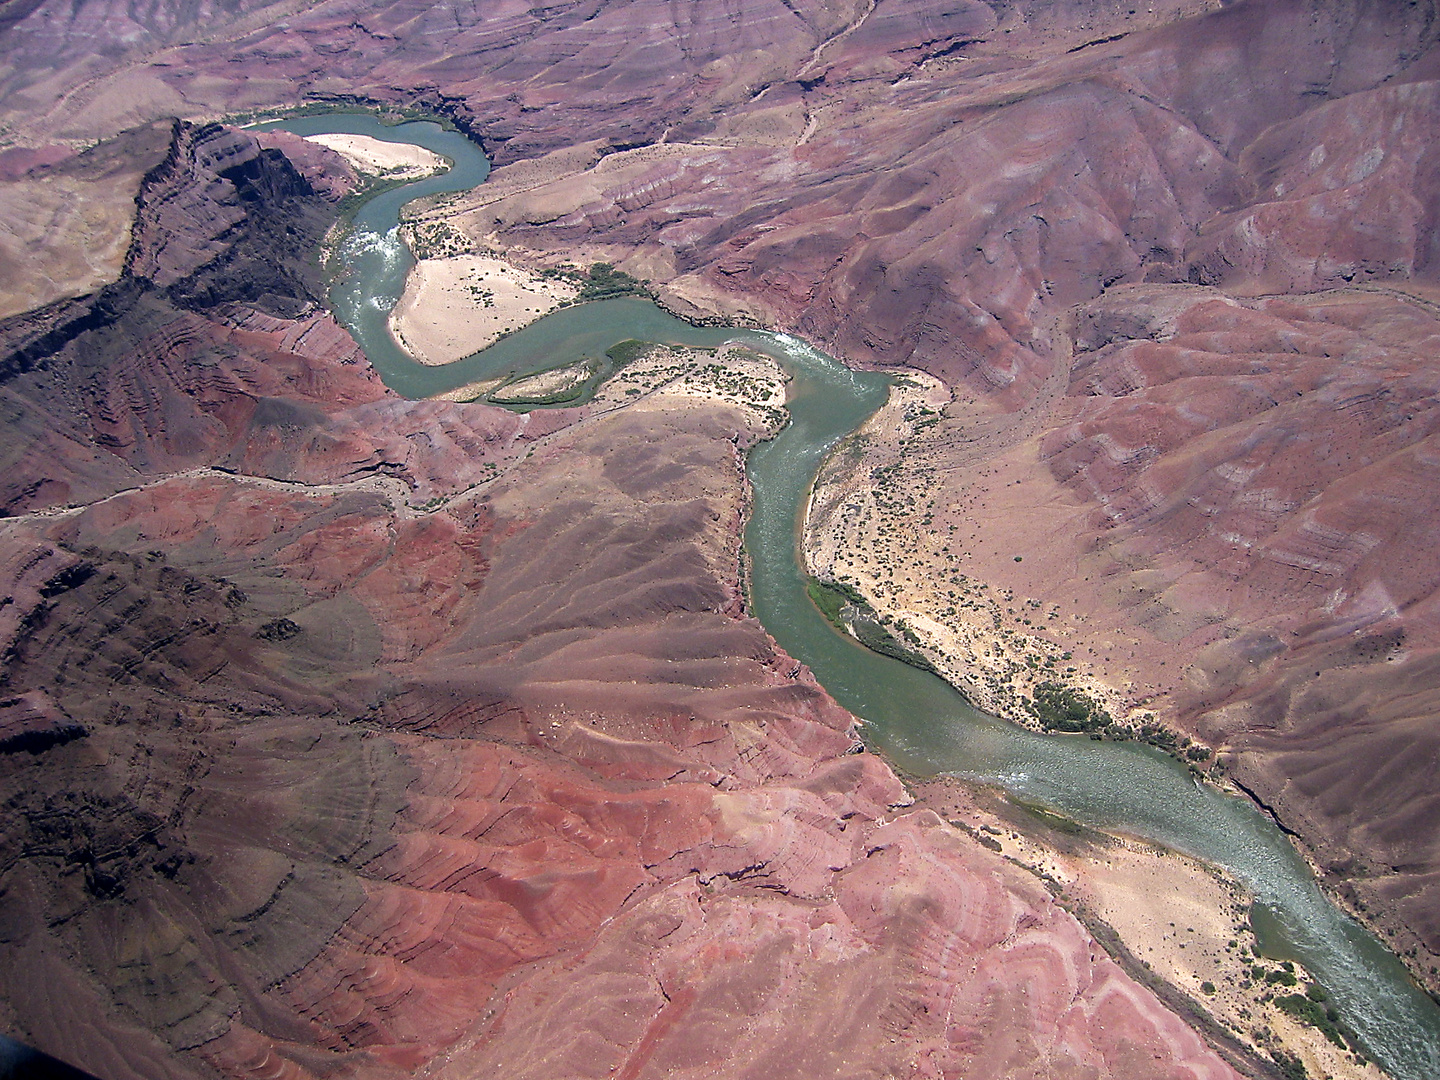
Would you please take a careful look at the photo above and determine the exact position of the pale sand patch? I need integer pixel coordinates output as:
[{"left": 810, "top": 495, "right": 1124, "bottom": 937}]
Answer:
[
  {"left": 1059, "top": 840, "right": 1382, "bottom": 1080},
  {"left": 301, "top": 133, "right": 446, "bottom": 178},
  {"left": 490, "top": 362, "right": 592, "bottom": 404},
  {"left": 388, "top": 255, "right": 580, "bottom": 366},
  {"left": 430, "top": 378, "right": 507, "bottom": 404},
  {"left": 590, "top": 342, "right": 787, "bottom": 437}
]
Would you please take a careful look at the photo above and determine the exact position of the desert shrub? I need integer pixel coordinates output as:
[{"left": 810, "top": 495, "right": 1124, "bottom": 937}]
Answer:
[
  {"left": 1275, "top": 992, "right": 1349, "bottom": 1049},
  {"left": 1028, "top": 682, "right": 1112, "bottom": 734},
  {"left": 576, "top": 262, "right": 650, "bottom": 301},
  {"left": 605, "top": 338, "right": 653, "bottom": 366}
]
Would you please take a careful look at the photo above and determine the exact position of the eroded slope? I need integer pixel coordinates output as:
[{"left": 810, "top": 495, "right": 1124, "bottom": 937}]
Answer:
[{"left": 0, "top": 120, "right": 1251, "bottom": 1080}]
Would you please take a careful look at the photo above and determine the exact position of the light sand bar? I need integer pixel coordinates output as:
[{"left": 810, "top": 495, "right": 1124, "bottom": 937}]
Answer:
[
  {"left": 302, "top": 133, "right": 446, "bottom": 178},
  {"left": 388, "top": 255, "right": 580, "bottom": 366},
  {"left": 913, "top": 778, "right": 1384, "bottom": 1080}
]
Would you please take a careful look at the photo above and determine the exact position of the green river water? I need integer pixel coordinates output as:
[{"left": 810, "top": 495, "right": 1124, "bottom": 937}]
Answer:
[{"left": 264, "top": 113, "right": 1440, "bottom": 1080}]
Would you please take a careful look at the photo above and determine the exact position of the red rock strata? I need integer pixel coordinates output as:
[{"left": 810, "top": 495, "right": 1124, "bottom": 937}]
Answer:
[
  {"left": 0, "top": 115, "right": 1247, "bottom": 1079},
  {"left": 0, "top": 401, "right": 1245, "bottom": 1080},
  {"left": 414, "top": 0, "right": 1440, "bottom": 985},
  {"left": 0, "top": 0, "right": 1438, "bottom": 1068}
]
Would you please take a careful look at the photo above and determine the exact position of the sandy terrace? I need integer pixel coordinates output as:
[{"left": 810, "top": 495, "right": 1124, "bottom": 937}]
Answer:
[
  {"left": 804, "top": 369, "right": 1175, "bottom": 740},
  {"left": 590, "top": 342, "right": 788, "bottom": 438},
  {"left": 427, "top": 342, "right": 787, "bottom": 438},
  {"left": 914, "top": 778, "right": 1386, "bottom": 1080},
  {"left": 301, "top": 133, "right": 447, "bottom": 178},
  {"left": 490, "top": 361, "right": 592, "bottom": 404},
  {"left": 388, "top": 255, "right": 580, "bottom": 366}
]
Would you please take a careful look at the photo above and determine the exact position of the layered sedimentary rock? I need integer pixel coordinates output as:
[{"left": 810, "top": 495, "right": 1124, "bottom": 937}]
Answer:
[
  {"left": 0, "top": 402, "right": 1244, "bottom": 1080},
  {"left": 1043, "top": 284, "right": 1440, "bottom": 969},
  {"left": 0, "top": 107, "right": 1250, "bottom": 1080},
  {"left": 425, "top": 0, "right": 1440, "bottom": 986},
  {"left": 1, "top": 0, "right": 1438, "bottom": 1071}
]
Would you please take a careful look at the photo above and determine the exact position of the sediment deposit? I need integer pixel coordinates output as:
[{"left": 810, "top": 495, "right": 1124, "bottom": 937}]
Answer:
[{"left": 388, "top": 255, "right": 579, "bottom": 365}]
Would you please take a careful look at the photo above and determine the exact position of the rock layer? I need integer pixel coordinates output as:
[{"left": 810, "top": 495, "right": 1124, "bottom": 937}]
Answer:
[
  {"left": 0, "top": 394, "right": 1246, "bottom": 1080},
  {"left": 451, "top": 1, "right": 1440, "bottom": 986},
  {"left": 0, "top": 112, "right": 1248, "bottom": 1080},
  {"left": 1, "top": 0, "right": 1438, "bottom": 1070}
]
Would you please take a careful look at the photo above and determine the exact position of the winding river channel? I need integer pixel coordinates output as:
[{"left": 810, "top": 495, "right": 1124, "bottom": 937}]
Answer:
[{"left": 264, "top": 113, "right": 1440, "bottom": 1080}]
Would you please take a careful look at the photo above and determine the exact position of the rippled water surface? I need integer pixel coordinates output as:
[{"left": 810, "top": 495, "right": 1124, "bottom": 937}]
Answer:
[{"left": 275, "top": 113, "right": 1440, "bottom": 1080}]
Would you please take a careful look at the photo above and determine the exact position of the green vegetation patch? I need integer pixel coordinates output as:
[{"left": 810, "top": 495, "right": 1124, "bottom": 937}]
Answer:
[
  {"left": 1270, "top": 1049, "right": 1308, "bottom": 1080},
  {"left": 408, "top": 220, "right": 470, "bottom": 259},
  {"left": 1027, "top": 681, "right": 1113, "bottom": 734},
  {"left": 850, "top": 614, "right": 938, "bottom": 674},
  {"left": 540, "top": 262, "right": 653, "bottom": 303},
  {"left": 1274, "top": 987, "right": 1352, "bottom": 1050},
  {"left": 577, "top": 262, "right": 651, "bottom": 301},
  {"left": 804, "top": 577, "right": 936, "bottom": 674},
  {"left": 805, "top": 577, "right": 866, "bottom": 631},
  {"left": 604, "top": 338, "right": 655, "bottom": 367},
  {"left": 488, "top": 360, "right": 596, "bottom": 406}
]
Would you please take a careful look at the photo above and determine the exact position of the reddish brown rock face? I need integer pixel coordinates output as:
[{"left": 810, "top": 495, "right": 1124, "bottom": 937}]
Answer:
[
  {"left": 1, "top": 0, "right": 1438, "bottom": 1074},
  {"left": 435, "top": 1, "right": 1440, "bottom": 991},
  {"left": 1048, "top": 284, "right": 1440, "bottom": 963},
  {"left": 0, "top": 398, "right": 1246, "bottom": 1079},
  {"left": 0, "top": 99, "right": 1247, "bottom": 1080}
]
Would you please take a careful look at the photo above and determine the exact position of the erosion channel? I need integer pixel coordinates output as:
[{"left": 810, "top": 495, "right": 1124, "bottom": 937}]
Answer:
[{"left": 267, "top": 112, "right": 1440, "bottom": 1080}]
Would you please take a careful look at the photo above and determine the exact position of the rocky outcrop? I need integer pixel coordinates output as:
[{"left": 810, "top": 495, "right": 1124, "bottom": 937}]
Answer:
[
  {"left": 125, "top": 121, "right": 333, "bottom": 316},
  {"left": 0, "top": 121, "right": 174, "bottom": 320},
  {"left": 0, "top": 122, "right": 543, "bottom": 517}
]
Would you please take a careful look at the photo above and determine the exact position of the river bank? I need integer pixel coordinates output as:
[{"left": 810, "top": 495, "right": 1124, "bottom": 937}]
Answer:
[
  {"left": 388, "top": 253, "right": 580, "bottom": 365},
  {"left": 912, "top": 775, "right": 1387, "bottom": 1080},
  {"left": 805, "top": 369, "right": 1179, "bottom": 741},
  {"left": 369, "top": 227, "right": 1369, "bottom": 1076},
  {"left": 804, "top": 371, "right": 1408, "bottom": 1079},
  {"left": 301, "top": 132, "right": 447, "bottom": 178}
]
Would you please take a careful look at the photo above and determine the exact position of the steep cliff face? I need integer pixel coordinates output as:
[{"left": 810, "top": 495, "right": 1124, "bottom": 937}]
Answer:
[
  {"left": 0, "top": 121, "right": 543, "bottom": 518},
  {"left": 125, "top": 122, "right": 332, "bottom": 316}
]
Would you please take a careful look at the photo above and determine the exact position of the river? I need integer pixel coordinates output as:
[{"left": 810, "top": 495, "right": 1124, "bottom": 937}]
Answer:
[{"left": 262, "top": 112, "right": 1440, "bottom": 1080}]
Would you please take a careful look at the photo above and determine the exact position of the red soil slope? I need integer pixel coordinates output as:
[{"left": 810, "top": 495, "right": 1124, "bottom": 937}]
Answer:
[{"left": 0, "top": 121, "right": 1248, "bottom": 1079}]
